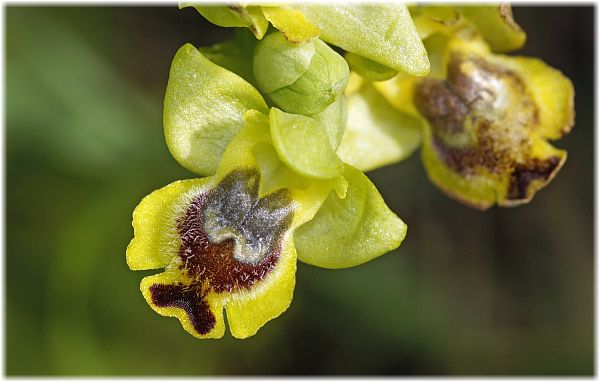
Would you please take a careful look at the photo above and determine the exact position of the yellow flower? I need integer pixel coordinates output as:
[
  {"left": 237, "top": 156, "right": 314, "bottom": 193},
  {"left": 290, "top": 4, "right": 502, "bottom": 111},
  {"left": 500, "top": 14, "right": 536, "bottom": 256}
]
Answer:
[
  {"left": 127, "top": 167, "right": 297, "bottom": 339},
  {"left": 376, "top": 32, "right": 574, "bottom": 209},
  {"left": 126, "top": 112, "right": 334, "bottom": 339}
]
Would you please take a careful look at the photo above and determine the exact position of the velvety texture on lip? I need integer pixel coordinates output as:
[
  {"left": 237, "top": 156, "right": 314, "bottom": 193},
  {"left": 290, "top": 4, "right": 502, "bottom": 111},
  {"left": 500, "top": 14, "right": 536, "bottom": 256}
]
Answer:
[{"left": 148, "top": 169, "right": 294, "bottom": 336}]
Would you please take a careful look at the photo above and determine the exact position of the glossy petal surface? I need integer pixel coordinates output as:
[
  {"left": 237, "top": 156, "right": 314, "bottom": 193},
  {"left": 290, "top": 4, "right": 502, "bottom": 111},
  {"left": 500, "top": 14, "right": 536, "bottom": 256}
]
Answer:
[
  {"left": 293, "top": 4, "right": 430, "bottom": 76},
  {"left": 140, "top": 272, "right": 227, "bottom": 339},
  {"left": 164, "top": 44, "right": 268, "bottom": 176},
  {"left": 270, "top": 108, "right": 343, "bottom": 179},
  {"left": 492, "top": 55, "right": 574, "bottom": 140},
  {"left": 295, "top": 165, "right": 406, "bottom": 269},
  {"left": 253, "top": 31, "right": 316, "bottom": 93},
  {"left": 226, "top": 238, "right": 296, "bottom": 338},
  {"left": 337, "top": 79, "right": 422, "bottom": 172}
]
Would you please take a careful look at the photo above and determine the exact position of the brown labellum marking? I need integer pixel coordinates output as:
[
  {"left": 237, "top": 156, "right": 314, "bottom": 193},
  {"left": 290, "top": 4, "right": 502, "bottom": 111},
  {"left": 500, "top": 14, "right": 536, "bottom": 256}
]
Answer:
[
  {"left": 507, "top": 156, "right": 561, "bottom": 201},
  {"left": 150, "top": 169, "right": 294, "bottom": 336},
  {"left": 415, "top": 78, "right": 470, "bottom": 136},
  {"left": 149, "top": 283, "right": 216, "bottom": 335},
  {"left": 415, "top": 52, "right": 540, "bottom": 176}
]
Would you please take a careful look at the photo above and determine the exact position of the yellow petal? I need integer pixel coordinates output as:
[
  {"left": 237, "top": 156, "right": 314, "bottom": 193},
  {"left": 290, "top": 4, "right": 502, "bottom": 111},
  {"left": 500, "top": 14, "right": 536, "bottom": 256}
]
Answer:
[
  {"left": 261, "top": 6, "right": 320, "bottom": 44},
  {"left": 225, "top": 237, "right": 296, "bottom": 339},
  {"left": 410, "top": 5, "right": 525, "bottom": 53},
  {"left": 492, "top": 55, "right": 575, "bottom": 140},
  {"left": 185, "top": 4, "right": 269, "bottom": 39},
  {"left": 269, "top": 107, "right": 344, "bottom": 180},
  {"left": 134, "top": 166, "right": 300, "bottom": 339},
  {"left": 126, "top": 177, "right": 214, "bottom": 270},
  {"left": 140, "top": 271, "right": 227, "bottom": 339},
  {"left": 337, "top": 82, "right": 422, "bottom": 172},
  {"left": 253, "top": 141, "right": 313, "bottom": 197}
]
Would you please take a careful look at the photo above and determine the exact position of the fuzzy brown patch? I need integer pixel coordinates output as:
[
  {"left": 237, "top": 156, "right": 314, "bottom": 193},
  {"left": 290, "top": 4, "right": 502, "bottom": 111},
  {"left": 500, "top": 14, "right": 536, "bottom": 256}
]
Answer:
[{"left": 415, "top": 52, "right": 539, "bottom": 177}]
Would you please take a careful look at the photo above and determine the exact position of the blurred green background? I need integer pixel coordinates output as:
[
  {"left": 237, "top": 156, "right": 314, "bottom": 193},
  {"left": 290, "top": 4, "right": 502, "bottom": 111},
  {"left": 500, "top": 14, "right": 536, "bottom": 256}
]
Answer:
[{"left": 6, "top": 6, "right": 594, "bottom": 375}]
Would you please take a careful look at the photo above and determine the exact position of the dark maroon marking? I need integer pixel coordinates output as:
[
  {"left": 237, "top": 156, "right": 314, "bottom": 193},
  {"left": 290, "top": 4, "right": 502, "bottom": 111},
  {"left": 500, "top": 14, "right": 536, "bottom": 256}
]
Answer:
[
  {"left": 179, "top": 169, "right": 293, "bottom": 292},
  {"left": 151, "top": 169, "right": 294, "bottom": 336},
  {"left": 149, "top": 283, "right": 216, "bottom": 335},
  {"left": 178, "top": 193, "right": 280, "bottom": 293},
  {"left": 507, "top": 156, "right": 561, "bottom": 201}
]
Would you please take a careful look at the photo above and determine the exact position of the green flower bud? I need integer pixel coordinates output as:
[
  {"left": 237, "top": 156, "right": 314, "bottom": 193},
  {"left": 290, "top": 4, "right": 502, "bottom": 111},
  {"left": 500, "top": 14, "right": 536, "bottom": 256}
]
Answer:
[{"left": 253, "top": 32, "right": 349, "bottom": 115}]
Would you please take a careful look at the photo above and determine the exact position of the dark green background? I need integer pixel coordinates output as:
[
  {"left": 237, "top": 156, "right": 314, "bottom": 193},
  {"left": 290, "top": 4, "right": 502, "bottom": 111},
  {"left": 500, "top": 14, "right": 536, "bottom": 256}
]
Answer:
[{"left": 6, "top": 6, "right": 594, "bottom": 375}]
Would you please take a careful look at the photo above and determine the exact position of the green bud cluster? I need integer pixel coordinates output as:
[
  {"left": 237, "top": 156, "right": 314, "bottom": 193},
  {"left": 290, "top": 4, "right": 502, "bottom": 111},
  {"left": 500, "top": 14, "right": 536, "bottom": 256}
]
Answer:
[{"left": 253, "top": 32, "right": 349, "bottom": 115}]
